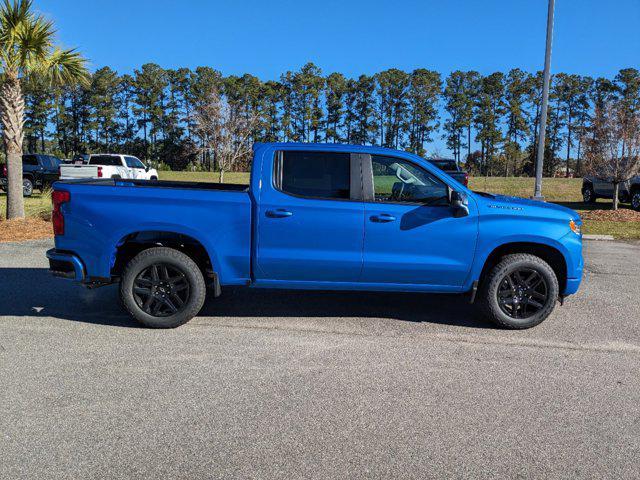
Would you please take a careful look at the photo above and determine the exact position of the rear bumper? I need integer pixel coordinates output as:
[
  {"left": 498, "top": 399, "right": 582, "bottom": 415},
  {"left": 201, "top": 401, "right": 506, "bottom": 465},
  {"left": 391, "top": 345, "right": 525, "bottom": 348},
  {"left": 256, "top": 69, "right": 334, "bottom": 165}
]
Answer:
[{"left": 46, "top": 248, "right": 85, "bottom": 281}]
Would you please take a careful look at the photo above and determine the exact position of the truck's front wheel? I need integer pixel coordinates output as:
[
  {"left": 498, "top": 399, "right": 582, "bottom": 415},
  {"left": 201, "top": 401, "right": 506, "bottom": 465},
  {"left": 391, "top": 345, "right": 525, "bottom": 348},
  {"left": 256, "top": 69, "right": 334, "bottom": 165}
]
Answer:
[
  {"left": 120, "top": 247, "right": 206, "bottom": 328},
  {"left": 479, "top": 254, "right": 559, "bottom": 329}
]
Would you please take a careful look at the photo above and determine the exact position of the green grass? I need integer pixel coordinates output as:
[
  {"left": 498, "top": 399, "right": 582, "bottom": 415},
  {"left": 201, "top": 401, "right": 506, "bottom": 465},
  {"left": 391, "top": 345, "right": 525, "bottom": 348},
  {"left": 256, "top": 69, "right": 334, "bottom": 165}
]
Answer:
[
  {"left": 160, "top": 171, "right": 251, "bottom": 184},
  {"left": 582, "top": 219, "right": 640, "bottom": 239},
  {"left": 2, "top": 175, "right": 638, "bottom": 239},
  {"left": 468, "top": 177, "right": 583, "bottom": 202},
  {"left": 0, "top": 189, "right": 52, "bottom": 219}
]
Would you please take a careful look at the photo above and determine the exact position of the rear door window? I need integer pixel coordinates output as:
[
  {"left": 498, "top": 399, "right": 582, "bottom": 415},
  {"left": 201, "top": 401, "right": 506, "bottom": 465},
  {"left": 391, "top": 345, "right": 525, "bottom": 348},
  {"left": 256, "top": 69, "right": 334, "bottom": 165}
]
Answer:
[
  {"left": 22, "top": 155, "right": 38, "bottom": 166},
  {"left": 274, "top": 151, "right": 351, "bottom": 200},
  {"left": 89, "top": 155, "right": 122, "bottom": 166}
]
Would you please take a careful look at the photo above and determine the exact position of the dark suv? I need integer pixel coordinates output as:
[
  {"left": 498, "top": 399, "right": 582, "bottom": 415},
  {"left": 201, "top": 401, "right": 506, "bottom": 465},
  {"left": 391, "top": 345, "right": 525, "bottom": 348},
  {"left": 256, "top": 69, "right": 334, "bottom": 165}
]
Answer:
[{"left": 1, "top": 154, "right": 63, "bottom": 197}]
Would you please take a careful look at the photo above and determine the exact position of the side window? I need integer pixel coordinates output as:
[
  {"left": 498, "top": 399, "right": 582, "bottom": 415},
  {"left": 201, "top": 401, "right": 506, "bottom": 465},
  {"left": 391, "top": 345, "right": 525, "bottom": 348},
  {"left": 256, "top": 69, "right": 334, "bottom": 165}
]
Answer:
[
  {"left": 45, "top": 156, "right": 60, "bottom": 169},
  {"left": 372, "top": 155, "right": 449, "bottom": 205},
  {"left": 22, "top": 155, "right": 38, "bottom": 166},
  {"left": 89, "top": 155, "right": 121, "bottom": 166},
  {"left": 125, "top": 156, "right": 145, "bottom": 169},
  {"left": 275, "top": 151, "right": 350, "bottom": 200}
]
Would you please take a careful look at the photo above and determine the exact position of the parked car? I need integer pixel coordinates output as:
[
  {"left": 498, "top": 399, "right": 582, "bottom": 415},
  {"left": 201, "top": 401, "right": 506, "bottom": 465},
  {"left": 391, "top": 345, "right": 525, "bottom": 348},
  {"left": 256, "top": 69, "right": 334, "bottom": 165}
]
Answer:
[
  {"left": 60, "top": 154, "right": 158, "bottom": 181},
  {"left": 46, "top": 143, "right": 583, "bottom": 330},
  {"left": 582, "top": 175, "right": 640, "bottom": 210},
  {"left": 0, "top": 153, "right": 63, "bottom": 196},
  {"left": 427, "top": 158, "right": 469, "bottom": 186}
]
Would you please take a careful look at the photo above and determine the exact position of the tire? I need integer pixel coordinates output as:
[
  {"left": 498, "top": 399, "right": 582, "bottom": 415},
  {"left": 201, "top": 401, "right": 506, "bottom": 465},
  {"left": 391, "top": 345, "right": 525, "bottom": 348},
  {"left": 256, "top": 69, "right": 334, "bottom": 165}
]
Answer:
[
  {"left": 582, "top": 184, "right": 596, "bottom": 204},
  {"left": 479, "top": 254, "right": 559, "bottom": 329},
  {"left": 120, "top": 247, "right": 207, "bottom": 328},
  {"left": 150, "top": 176, "right": 158, "bottom": 181},
  {"left": 111, "top": 175, "right": 122, "bottom": 180},
  {"left": 23, "top": 178, "right": 34, "bottom": 197},
  {"left": 631, "top": 190, "right": 640, "bottom": 211}
]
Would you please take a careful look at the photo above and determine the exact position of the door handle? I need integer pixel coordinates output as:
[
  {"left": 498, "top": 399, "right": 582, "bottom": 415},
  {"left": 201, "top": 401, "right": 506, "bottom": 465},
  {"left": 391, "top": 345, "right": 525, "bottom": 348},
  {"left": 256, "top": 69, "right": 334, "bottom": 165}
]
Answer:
[
  {"left": 371, "top": 213, "right": 396, "bottom": 223},
  {"left": 266, "top": 209, "right": 293, "bottom": 218}
]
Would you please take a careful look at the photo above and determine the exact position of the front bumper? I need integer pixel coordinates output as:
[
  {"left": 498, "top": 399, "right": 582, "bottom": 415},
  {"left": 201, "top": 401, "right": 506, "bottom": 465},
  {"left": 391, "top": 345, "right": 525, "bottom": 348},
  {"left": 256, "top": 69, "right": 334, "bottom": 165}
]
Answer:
[
  {"left": 564, "top": 250, "right": 584, "bottom": 295},
  {"left": 46, "top": 249, "right": 85, "bottom": 281}
]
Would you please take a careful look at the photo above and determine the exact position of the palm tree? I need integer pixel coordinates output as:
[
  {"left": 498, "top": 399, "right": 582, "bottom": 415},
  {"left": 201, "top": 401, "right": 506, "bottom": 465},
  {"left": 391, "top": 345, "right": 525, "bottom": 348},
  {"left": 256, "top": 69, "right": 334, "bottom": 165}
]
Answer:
[{"left": 1, "top": 0, "right": 88, "bottom": 219}]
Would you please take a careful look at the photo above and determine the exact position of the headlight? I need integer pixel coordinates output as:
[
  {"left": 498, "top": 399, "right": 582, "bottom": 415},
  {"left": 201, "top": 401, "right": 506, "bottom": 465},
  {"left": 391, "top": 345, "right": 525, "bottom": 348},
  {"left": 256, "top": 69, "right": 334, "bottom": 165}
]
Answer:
[{"left": 569, "top": 219, "right": 582, "bottom": 236}]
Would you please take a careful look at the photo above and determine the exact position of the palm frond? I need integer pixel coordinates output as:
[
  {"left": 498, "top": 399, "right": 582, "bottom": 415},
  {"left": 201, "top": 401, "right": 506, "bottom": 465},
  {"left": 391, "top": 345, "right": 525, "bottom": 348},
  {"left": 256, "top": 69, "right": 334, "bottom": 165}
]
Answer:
[
  {"left": 16, "top": 11, "right": 54, "bottom": 69},
  {"left": 40, "top": 47, "right": 89, "bottom": 87},
  {"left": 0, "top": 0, "right": 34, "bottom": 32},
  {"left": 0, "top": 0, "right": 56, "bottom": 75}
]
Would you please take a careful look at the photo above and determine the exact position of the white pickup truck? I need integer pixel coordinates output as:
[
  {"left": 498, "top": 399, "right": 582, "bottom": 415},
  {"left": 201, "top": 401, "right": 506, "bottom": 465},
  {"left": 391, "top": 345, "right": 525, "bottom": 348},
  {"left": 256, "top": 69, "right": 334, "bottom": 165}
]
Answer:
[{"left": 60, "top": 154, "right": 159, "bottom": 181}]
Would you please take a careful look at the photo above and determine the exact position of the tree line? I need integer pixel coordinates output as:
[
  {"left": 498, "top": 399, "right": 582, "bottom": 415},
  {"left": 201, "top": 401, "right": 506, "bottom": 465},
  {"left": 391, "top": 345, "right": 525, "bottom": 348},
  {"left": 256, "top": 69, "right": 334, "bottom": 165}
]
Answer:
[{"left": 21, "top": 62, "right": 640, "bottom": 176}]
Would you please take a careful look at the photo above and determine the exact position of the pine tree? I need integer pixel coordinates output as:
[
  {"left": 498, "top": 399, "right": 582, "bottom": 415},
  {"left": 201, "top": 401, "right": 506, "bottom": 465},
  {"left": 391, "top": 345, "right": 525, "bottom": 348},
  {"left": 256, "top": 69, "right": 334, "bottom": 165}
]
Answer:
[
  {"left": 23, "top": 74, "right": 52, "bottom": 153},
  {"left": 407, "top": 69, "right": 441, "bottom": 156},
  {"left": 352, "top": 75, "right": 376, "bottom": 145},
  {"left": 325, "top": 72, "right": 347, "bottom": 143},
  {"left": 375, "top": 69, "right": 410, "bottom": 149},
  {"left": 474, "top": 73, "right": 505, "bottom": 175},
  {"left": 503, "top": 68, "right": 531, "bottom": 175},
  {"left": 88, "top": 66, "right": 120, "bottom": 150},
  {"left": 442, "top": 71, "right": 467, "bottom": 163}
]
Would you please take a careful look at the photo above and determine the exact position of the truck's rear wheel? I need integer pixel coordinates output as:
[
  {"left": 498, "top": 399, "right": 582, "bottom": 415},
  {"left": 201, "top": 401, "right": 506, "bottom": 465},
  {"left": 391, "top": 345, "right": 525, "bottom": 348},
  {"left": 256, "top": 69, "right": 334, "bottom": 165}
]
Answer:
[
  {"left": 120, "top": 247, "right": 206, "bottom": 328},
  {"left": 23, "top": 178, "right": 33, "bottom": 197},
  {"left": 479, "top": 254, "right": 559, "bottom": 329},
  {"left": 631, "top": 190, "right": 640, "bottom": 211},
  {"left": 582, "top": 184, "right": 596, "bottom": 204}
]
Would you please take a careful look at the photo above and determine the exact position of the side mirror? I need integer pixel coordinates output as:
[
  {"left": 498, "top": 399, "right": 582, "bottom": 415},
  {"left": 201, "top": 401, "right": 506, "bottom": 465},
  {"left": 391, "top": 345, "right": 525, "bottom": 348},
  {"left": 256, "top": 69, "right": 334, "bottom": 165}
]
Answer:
[
  {"left": 145, "top": 165, "right": 150, "bottom": 172},
  {"left": 449, "top": 189, "right": 469, "bottom": 218}
]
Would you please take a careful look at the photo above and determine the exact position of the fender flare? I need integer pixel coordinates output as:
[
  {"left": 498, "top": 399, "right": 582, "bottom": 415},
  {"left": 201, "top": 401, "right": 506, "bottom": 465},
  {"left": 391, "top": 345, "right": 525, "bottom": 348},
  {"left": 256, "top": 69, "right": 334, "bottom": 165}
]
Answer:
[
  {"left": 107, "top": 223, "right": 222, "bottom": 280},
  {"left": 464, "top": 234, "right": 572, "bottom": 291}
]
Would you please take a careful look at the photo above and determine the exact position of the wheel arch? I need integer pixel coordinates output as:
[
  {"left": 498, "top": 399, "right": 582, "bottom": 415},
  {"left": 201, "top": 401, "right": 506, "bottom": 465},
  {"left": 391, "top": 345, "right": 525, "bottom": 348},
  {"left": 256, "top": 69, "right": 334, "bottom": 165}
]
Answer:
[
  {"left": 109, "top": 229, "right": 218, "bottom": 285},
  {"left": 475, "top": 241, "right": 568, "bottom": 293}
]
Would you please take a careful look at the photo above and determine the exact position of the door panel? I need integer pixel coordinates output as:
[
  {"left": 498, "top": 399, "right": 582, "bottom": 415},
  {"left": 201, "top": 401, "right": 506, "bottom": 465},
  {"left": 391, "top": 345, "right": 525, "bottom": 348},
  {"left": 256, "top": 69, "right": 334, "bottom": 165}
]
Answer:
[
  {"left": 594, "top": 177, "right": 613, "bottom": 197},
  {"left": 255, "top": 150, "right": 364, "bottom": 283},
  {"left": 363, "top": 203, "right": 477, "bottom": 286},
  {"left": 42, "top": 157, "right": 61, "bottom": 185},
  {"left": 362, "top": 154, "right": 477, "bottom": 287}
]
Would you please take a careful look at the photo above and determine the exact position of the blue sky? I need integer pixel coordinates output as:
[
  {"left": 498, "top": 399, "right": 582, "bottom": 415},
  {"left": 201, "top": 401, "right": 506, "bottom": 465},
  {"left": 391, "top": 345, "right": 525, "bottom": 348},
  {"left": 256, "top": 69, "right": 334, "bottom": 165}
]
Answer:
[{"left": 39, "top": 0, "right": 638, "bottom": 79}]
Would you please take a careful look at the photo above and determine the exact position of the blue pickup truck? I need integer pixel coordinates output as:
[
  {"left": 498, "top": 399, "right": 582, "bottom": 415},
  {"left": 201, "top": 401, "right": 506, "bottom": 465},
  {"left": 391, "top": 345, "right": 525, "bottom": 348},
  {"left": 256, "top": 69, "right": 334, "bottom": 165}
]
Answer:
[{"left": 47, "top": 143, "right": 584, "bottom": 329}]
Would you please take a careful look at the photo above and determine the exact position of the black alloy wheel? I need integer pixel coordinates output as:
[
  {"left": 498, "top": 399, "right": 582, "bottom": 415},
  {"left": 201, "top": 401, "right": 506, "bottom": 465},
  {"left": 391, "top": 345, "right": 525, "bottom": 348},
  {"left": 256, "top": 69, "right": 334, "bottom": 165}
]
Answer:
[
  {"left": 133, "top": 263, "right": 190, "bottom": 317},
  {"left": 497, "top": 268, "right": 549, "bottom": 320}
]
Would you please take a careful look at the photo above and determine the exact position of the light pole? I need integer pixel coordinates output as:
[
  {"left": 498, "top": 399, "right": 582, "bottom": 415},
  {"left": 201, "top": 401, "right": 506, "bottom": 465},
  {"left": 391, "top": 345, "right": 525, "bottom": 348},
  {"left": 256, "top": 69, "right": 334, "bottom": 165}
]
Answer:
[{"left": 533, "top": 0, "right": 555, "bottom": 201}]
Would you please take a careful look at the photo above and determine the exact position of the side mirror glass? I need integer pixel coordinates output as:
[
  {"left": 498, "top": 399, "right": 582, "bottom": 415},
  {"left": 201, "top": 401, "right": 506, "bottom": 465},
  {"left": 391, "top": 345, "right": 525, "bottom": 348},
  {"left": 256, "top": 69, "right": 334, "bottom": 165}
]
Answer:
[
  {"left": 145, "top": 165, "right": 150, "bottom": 172},
  {"left": 449, "top": 190, "right": 469, "bottom": 218}
]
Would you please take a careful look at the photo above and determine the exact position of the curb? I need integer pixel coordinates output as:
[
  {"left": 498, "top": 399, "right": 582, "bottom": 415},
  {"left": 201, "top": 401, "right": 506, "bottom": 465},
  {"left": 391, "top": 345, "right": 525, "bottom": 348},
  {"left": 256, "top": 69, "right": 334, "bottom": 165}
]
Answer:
[{"left": 583, "top": 234, "right": 614, "bottom": 241}]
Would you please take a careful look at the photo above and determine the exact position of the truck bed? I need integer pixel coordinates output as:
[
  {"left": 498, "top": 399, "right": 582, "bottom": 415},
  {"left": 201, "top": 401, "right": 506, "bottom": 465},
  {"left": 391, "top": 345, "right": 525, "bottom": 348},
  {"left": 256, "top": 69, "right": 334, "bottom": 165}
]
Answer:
[{"left": 53, "top": 178, "right": 252, "bottom": 285}]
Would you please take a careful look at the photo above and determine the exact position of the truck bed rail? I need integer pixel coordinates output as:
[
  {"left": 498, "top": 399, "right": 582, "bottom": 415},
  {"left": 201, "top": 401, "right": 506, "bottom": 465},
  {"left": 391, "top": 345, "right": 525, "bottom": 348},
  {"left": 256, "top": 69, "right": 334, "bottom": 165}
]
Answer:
[{"left": 55, "top": 178, "right": 249, "bottom": 192}]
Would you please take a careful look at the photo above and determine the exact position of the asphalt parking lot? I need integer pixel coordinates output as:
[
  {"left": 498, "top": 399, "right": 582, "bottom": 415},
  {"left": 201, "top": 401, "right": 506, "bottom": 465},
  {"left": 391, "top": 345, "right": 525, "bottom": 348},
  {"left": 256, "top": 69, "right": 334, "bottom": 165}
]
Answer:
[{"left": 1, "top": 238, "right": 639, "bottom": 479}]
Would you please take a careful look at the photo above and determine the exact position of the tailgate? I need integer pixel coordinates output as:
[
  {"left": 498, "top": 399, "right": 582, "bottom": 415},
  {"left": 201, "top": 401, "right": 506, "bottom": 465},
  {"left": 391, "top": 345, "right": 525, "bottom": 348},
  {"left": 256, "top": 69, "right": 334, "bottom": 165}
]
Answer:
[{"left": 60, "top": 165, "right": 99, "bottom": 179}]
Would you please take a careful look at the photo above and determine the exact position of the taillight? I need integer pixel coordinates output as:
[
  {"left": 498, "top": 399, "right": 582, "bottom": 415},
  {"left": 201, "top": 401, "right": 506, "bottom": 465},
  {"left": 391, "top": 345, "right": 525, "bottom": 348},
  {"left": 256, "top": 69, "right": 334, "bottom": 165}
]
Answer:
[
  {"left": 97, "top": 166, "right": 103, "bottom": 178},
  {"left": 463, "top": 172, "right": 469, "bottom": 187},
  {"left": 52, "top": 190, "right": 70, "bottom": 236},
  {"left": 2, "top": 164, "right": 6, "bottom": 177}
]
